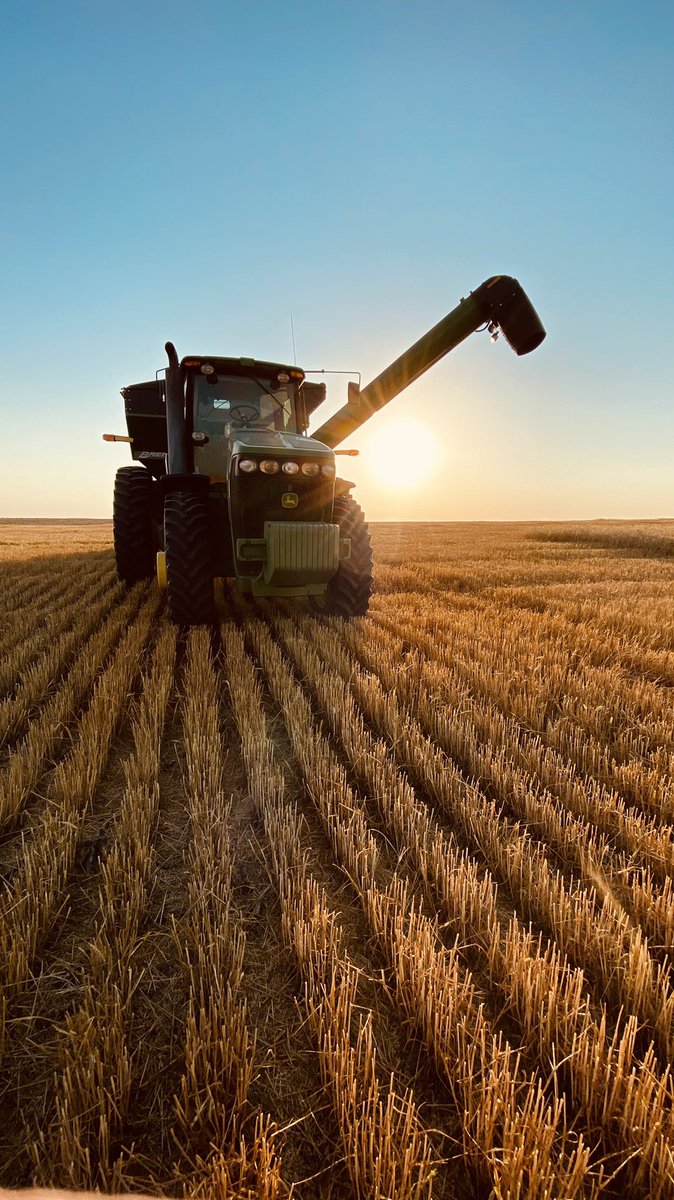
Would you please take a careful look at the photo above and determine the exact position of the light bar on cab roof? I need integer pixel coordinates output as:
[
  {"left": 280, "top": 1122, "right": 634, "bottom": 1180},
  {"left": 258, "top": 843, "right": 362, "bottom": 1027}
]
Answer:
[{"left": 103, "top": 434, "right": 133, "bottom": 443}]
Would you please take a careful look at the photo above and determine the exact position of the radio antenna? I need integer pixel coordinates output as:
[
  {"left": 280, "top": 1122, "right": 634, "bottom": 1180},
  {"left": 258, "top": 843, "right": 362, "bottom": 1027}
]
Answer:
[{"left": 290, "top": 313, "right": 297, "bottom": 366}]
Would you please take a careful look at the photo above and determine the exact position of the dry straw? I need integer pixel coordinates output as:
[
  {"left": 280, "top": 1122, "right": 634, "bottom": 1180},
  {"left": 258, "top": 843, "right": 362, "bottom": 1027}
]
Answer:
[
  {"left": 246, "top": 618, "right": 593, "bottom": 1197},
  {"left": 172, "top": 628, "right": 259, "bottom": 1190},
  {"left": 40, "top": 621, "right": 176, "bottom": 1190},
  {"left": 0, "top": 587, "right": 161, "bottom": 992},
  {"left": 224, "top": 622, "right": 435, "bottom": 1200},
  {"left": 0, "top": 582, "right": 148, "bottom": 830}
]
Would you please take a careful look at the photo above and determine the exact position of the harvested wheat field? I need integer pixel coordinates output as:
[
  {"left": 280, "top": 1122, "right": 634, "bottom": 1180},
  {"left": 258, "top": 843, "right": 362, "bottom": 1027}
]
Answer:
[{"left": 2, "top": 518, "right": 674, "bottom": 1199}]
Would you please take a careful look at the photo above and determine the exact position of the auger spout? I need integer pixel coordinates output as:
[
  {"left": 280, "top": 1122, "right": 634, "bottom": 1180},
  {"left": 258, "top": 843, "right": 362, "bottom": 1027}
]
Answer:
[{"left": 311, "top": 275, "right": 546, "bottom": 448}]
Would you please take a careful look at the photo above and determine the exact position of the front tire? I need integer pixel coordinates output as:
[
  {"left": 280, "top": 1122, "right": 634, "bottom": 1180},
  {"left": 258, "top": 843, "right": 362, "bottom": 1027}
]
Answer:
[
  {"left": 310, "top": 495, "right": 373, "bottom": 618},
  {"left": 113, "top": 466, "right": 156, "bottom": 583},
  {"left": 164, "top": 491, "right": 215, "bottom": 625}
]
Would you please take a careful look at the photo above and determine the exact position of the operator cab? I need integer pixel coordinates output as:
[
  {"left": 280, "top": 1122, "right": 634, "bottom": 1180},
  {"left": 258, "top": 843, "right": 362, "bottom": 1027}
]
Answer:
[{"left": 184, "top": 357, "right": 304, "bottom": 479}]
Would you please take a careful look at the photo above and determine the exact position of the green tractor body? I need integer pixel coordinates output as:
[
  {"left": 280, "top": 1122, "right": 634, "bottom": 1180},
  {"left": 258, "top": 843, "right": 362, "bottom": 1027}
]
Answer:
[{"left": 110, "top": 276, "right": 546, "bottom": 624}]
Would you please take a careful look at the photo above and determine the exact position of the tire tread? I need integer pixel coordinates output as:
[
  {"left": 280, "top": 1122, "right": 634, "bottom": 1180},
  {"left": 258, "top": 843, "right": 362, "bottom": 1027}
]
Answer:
[
  {"left": 164, "top": 491, "right": 214, "bottom": 625},
  {"left": 311, "top": 495, "right": 373, "bottom": 618},
  {"left": 113, "top": 467, "right": 155, "bottom": 583}
]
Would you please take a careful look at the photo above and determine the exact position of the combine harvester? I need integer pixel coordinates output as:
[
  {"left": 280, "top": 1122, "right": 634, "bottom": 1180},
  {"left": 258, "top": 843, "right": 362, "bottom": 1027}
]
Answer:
[{"left": 106, "top": 276, "right": 545, "bottom": 624}]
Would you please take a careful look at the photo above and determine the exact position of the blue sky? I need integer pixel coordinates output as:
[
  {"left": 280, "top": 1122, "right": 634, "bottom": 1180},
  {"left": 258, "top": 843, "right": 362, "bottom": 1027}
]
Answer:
[{"left": 0, "top": 0, "right": 672, "bottom": 519}]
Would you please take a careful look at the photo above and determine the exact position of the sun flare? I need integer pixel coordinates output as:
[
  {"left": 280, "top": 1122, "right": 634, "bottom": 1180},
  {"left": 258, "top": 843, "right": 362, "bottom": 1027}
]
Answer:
[{"left": 364, "top": 418, "right": 439, "bottom": 489}]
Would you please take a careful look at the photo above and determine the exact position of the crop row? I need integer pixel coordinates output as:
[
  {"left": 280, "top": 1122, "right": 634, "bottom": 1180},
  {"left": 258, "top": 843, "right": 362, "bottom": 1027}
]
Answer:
[{"left": 266, "top": 613, "right": 674, "bottom": 1194}]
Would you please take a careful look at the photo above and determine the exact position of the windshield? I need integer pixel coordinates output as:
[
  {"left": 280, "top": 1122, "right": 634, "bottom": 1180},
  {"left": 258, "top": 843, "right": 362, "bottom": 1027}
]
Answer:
[{"left": 193, "top": 374, "right": 296, "bottom": 435}]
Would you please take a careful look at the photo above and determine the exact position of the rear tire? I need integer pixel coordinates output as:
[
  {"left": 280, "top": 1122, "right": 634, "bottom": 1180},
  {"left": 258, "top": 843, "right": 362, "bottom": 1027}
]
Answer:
[
  {"left": 164, "top": 491, "right": 215, "bottom": 625},
  {"left": 310, "top": 495, "right": 373, "bottom": 618},
  {"left": 113, "top": 466, "right": 155, "bottom": 583}
]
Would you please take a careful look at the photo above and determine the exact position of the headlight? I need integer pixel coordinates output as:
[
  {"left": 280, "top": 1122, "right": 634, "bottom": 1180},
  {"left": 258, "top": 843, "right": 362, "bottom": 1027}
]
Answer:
[
  {"left": 239, "top": 458, "right": 257, "bottom": 473},
  {"left": 301, "top": 462, "right": 320, "bottom": 476},
  {"left": 321, "top": 463, "right": 335, "bottom": 477},
  {"left": 259, "top": 459, "right": 280, "bottom": 474},
  {"left": 282, "top": 461, "right": 299, "bottom": 475}
]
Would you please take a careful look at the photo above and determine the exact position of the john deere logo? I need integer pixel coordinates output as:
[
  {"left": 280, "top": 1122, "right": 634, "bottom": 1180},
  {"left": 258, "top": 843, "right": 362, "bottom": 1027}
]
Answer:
[{"left": 281, "top": 492, "right": 298, "bottom": 508}]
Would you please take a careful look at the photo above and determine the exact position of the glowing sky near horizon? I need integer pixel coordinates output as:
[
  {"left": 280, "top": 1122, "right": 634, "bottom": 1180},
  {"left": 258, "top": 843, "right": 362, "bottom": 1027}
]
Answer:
[{"left": 0, "top": 0, "right": 672, "bottom": 521}]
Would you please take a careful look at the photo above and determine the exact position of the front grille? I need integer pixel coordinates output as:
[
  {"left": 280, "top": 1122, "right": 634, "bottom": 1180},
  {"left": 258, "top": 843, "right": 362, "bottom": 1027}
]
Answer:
[{"left": 229, "top": 462, "right": 334, "bottom": 575}]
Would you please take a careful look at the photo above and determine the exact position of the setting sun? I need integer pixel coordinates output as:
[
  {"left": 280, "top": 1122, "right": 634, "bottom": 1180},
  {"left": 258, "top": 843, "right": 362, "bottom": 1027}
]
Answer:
[{"left": 362, "top": 418, "right": 440, "bottom": 489}]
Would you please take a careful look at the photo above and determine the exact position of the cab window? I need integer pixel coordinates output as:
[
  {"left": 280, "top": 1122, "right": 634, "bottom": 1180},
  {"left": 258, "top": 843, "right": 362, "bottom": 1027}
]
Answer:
[{"left": 193, "top": 375, "right": 296, "bottom": 434}]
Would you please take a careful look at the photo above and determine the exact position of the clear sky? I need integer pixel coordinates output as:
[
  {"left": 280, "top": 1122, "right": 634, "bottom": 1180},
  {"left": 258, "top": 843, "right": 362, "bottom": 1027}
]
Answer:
[{"left": 1, "top": 0, "right": 672, "bottom": 520}]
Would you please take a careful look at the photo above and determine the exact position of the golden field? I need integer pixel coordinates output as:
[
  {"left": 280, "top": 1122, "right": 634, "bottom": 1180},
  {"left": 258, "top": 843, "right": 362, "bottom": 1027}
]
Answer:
[{"left": 1, "top": 518, "right": 674, "bottom": 1198}]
